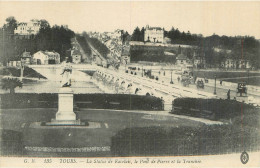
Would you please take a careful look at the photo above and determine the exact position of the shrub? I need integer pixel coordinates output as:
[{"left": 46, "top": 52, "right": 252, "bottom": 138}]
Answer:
[
  {"left": 111, "top": 125, "right": 260, "bottom": 156},
  {"left": 0, "top": 129, "right": 24, "bottom": 156},
  {"left": 172, "top": 98, "right": 257, "bottom": 120},
  {"left": 0, "top": 93, "right": 162, "bottom": 111},
  {"left": 1, "top": 78, "right": 23, "bottom": 94}
]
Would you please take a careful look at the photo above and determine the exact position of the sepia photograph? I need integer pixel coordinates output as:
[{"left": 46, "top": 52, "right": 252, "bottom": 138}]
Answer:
[{"left": 0, "top": 1, "right": 260, "bottom": 167}]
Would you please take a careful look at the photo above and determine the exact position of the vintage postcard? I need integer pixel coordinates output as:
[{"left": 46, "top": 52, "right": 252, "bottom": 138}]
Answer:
[{"left": 0, "top": 1, "right": 259, "bottom": 168}]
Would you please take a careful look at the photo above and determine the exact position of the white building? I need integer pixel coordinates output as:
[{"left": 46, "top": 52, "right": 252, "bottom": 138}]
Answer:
[
  {"left": 32, "top": 51, "right": 60, "bottom": 65},
  {"left": 14, "top": 20, "right": 40, "bottom": 35},
  {"left": 194, "top": 57, "right": 206, "bottom": 68},
  {"left": 144, "top": 25, "right": 164, "bottom": 43},
  {"left": 221, "top": 58, "right": 251, "bottom": 69}
]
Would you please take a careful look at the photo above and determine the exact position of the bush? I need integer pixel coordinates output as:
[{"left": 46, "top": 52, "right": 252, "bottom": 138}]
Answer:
[
  {"left": 0, "top": 93, "right": 163, "bottom": 111},
  {"left": 172, "top": 98, "right": 257, "bottom": 120},
  {"left": 111, "top": 125, "right": 260, "bottom": 156},
  {"left": 0, "top": 129, "right": 24, "bottom": 156},
  {"left": 130, "top": 45, "right": 176, "bottom": 63}
]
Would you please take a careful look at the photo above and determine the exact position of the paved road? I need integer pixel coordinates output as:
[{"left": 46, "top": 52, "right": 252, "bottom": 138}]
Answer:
[{"left": 120, "top": 67, "right": 260, "bottom": 104}]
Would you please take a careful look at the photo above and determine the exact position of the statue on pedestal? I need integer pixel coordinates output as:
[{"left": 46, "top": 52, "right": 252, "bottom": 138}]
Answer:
[{"left": 60, "top": 57, "right": 72, "bottom": 87}]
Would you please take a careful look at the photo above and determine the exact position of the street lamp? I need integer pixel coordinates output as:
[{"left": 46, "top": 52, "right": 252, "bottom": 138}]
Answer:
[
  {"left": 20, "top": 57, "right": 24, "bottom": 82},
  {"left": 247, "top": 69, "right": 249, "bottom": 85},
  {"left": 124, "top": 58, "right": 128, "bottom": 72},
  {"left": 142, "top": 66, "right": 143, "bottom": 77},
  {"left": 214, "top": 74, "right": 216, "bottom": 95},
  {"left": 170, "top": 71, "right": 173, "bottom": 84}
]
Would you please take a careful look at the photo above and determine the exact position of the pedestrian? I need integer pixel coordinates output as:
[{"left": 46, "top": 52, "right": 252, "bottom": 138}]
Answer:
[
  {"left": 177, "top": 76, "right": 180, "bottom": 83},
  {"left": 227, "top": 89, "right": 231, "bottom": 100},
  {"left": 220, "top": 80, "right": 222, "bottom": 86}
]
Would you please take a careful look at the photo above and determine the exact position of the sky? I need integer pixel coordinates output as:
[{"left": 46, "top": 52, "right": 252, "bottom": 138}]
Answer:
[{"left": 0, "top": 1, "right": 260, "bottom": 38}]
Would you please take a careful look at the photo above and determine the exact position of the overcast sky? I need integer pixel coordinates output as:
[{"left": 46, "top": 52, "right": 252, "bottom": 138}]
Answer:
[{"left": 0, "top": 1, "right": 260, "bottom": 38}]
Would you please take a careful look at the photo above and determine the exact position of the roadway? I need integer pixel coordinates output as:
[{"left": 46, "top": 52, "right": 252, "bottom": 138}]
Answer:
[{"left": 117, "top": 66, "right": 260, "bottom": 105}]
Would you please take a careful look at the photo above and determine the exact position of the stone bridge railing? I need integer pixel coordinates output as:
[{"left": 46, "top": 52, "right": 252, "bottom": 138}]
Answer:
[{"left": 94, "top": 67, "right": 216, "bottom": 111}]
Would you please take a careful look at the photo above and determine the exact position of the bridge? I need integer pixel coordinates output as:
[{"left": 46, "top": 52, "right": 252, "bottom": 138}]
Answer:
[
  {"left": 28, "top": 64, "right": 96, "bottom": 81},
  {"left": 94, "top": 66, "right": 216, "bottom": 110},
  {"left": 28, "top": 64, "right": 216, "bottom": 110}
]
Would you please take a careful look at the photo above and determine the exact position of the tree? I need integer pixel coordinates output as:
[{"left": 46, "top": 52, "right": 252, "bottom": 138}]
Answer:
[
  {"left": 140, "top": 27, "right": 145, "bottom": 41},
  {"left": 39, "top": 19, "right": 50, "bottom": 30},
  {"left": 4, "top": 16, "right": 17, "bottom": 35},
  {"left": 131, "top": 27, "right": 141, "bottom": 41},
  {"left": 121, "top": 31, "right": 130, "bottom": 44},
  {"left": 1, "top": 78, "right": 23, "bottom": 94}
]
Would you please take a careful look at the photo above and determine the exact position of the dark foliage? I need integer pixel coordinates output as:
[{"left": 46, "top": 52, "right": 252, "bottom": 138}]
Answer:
[
  {"left": 81, "top": 33, "right": 109, "bottom": 59},
  {"left": 0, "top": 129, "right": 24, "bottom": 156},
  {"left": 0, "top": 93, "right": 163, "bottom": 110},
  {"left": 1, "top": 78, "right": 23, "bottom": 94},
  {"left": 172, "top": 98, "right": 258, "bottom": 121},
  {"left": 75, "top": 35, "right": 92, "bottom": 56},
  {"left": 130, "top": 45, "right": 176, "bottom": 63},
  {"left": 111, "top": 124, "right": 260, "bottom": 156},
  {"left": 131, "top": 27, "right": 145, "bottom": 41}
]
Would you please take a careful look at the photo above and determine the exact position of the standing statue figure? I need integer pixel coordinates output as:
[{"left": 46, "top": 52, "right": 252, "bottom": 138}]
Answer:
[{"left": 60, "top": 57, "right": 72, "bottom": 87}]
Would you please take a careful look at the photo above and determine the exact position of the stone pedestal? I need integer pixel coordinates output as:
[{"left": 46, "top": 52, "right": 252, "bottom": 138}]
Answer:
[
  {"left": 48, "top": 87, "right": 81, "bottom": 125},
  {"left": 56, "top": 87, "right": 76, "bottom": 120}
]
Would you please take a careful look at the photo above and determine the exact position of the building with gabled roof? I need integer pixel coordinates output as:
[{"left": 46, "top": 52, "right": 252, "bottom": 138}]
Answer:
[{"left": 32, "top": 50, "right": 60, "bottom": 65}]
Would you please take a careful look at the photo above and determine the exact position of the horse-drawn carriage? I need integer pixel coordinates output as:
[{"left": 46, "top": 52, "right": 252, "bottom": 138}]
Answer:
[
  {"left": 237, "top": 82, "right": 247, "bottom": 96},
  {"left": 196, "top": 80, "right": 204, "bottom": 89},
  {"left": 181, "top": 74, "right": 191, "bottom": 87}
]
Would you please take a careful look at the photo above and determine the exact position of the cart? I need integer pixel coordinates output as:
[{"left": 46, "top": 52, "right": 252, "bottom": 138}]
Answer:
[
  {"left": 196, "top": 80, "right": 204, "bottom": 89},
  {"left": 237, "top": 82, "right": 247, "bottom": 97}
]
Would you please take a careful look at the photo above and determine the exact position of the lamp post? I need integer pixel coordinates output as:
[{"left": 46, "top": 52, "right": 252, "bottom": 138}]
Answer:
[
  {"left": 142, "top": 66, "right": 143, "bottom": 77},
  {"left": 170, "top": 71, "right": 173, "bottom": 84},
  {"left": 214, "top": 74, "right": 216, "bottom": 95},
  {"left": 124, "top": 58, "right": 128, "bottom": 72},
  {"left": 247, "top": 69, "right": 249, "bottom": 85},
  {"left": 20, "top": 57, "right": 24, "bottom": 82}
]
